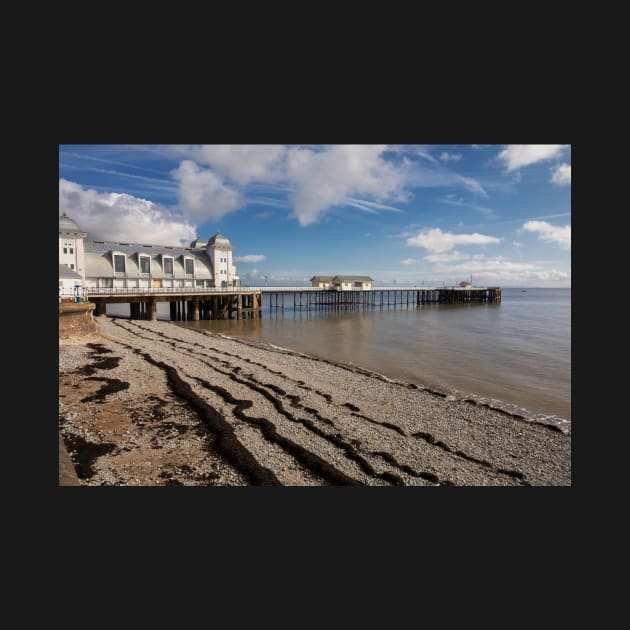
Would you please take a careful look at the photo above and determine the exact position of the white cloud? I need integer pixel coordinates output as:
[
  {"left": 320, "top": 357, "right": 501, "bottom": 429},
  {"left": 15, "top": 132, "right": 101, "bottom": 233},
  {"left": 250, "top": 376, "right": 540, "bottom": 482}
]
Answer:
[
  {"left": 171, "top": 160, "right": 244, "bottom": 221},
  {"left": 551, "top": 163, "right": 571, "bottom": 186},
  {"left": 430, "top": 254, "right": 570, "bottom": 286},
  {"left": 406, "top": 227, "right": 501, "bottom": 253},
  {"left": 522, "top": 220, "right": 571, "bottom": 249},
  {"left": 234, "top": 254, "right": 267, "bottom": 263},
  {"left": 286, "top": 145, "right": 411, "bottom": 226},
  {"left": 185, "top": 144, "right": 287, "bottom": 186},
  {"left": 161, "top": 144, "right": 487, "bottom": 226},
  {"left": 59, "top": 178, "right": 196, "bottom": 246},
  {"left": 439, "top": 152, "right": 462, "bottom": 162},
  {"left": 498, "top": 145, "right": 567, "bottom": 171},
  {"left": 424, "top": 251, "right": 469, "bottom": 263},
  {"left": 401, "top": 258, "right": 416, "bottom": 266}
]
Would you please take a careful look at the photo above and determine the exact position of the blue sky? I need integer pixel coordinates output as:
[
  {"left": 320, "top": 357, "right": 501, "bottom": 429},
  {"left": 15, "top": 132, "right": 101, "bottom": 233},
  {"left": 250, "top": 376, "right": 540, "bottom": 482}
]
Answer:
[{"left": 59, "top": 144, "right": 571, "bottom": 287}]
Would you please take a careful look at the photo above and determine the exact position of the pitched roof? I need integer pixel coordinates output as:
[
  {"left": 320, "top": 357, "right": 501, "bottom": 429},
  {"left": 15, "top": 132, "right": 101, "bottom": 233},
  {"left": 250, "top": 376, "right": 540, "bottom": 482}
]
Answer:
[
  {"left": 310, "top": 275, "right": 333, "bottom": 281},
  {"left": 59, "top": 264, "right": 82, "bottom": 280},
  {"left": 83, "top": 240, "right": 214, "bottom": 279}
]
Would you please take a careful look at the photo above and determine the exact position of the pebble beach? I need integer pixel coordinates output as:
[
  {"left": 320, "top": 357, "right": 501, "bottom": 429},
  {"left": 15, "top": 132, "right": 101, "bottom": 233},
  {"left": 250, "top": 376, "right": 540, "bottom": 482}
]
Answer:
[{"left": 59, "top": 317, "right": 571, "bottom": 486}]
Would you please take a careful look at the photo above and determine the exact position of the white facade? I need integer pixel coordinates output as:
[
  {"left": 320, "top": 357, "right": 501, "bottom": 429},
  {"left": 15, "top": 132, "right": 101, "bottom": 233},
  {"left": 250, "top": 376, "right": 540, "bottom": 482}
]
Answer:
[
  {"left": 310, "top": 276, "right": 333, "bottom": 288},
  {"left": 58, "top": 214, "right": 87, "bottom": 282},
  {"left": 207, "top": 233, "right": 239, "bottom": 288},
  {"left": 60, "top": 215, "right": 240, "bottom": 290},
  {"left": 331, "top": 276, "right": 374, "bottom": 291},
  {"left": 311, "top": 275, "right": 374, "bottom": 290}
]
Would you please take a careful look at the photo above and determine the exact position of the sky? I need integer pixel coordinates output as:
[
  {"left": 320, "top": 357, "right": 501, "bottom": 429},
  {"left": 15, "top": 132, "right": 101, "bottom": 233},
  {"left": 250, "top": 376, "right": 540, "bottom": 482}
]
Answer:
[{"left": 59, "top": 144, "right": 571, "bottom": 287}]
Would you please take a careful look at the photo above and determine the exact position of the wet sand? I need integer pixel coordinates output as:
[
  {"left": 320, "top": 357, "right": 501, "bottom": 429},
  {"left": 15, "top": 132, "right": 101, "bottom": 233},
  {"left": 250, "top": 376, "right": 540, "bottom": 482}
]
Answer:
[{"left": 58, "top": 317, "right": 571, "bottom": 486}]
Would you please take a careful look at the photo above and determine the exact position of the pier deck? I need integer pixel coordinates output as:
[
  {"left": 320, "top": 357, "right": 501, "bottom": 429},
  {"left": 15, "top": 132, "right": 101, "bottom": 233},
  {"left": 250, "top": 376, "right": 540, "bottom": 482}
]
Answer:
[{"left": 83, "top": 286, "right": 501, "bottom": 320}]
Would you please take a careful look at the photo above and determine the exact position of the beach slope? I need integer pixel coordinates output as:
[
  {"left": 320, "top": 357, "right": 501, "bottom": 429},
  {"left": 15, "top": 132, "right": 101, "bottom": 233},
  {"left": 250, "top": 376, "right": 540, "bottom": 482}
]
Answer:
[{"left": 59, "top": 318, "right": 571, "bottom": 486}]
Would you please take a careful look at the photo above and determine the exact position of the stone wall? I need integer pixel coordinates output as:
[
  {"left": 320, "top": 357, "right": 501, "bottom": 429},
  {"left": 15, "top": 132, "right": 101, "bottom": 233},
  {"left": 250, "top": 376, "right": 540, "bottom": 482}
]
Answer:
[{"left": 59, "top": 301, "right": 97, "bottom": 338}]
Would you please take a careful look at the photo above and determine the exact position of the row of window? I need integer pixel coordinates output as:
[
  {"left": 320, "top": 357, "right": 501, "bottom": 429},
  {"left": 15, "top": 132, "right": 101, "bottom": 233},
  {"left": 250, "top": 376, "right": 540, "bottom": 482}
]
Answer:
[
  {"left": 97, "top": 279, "right": 219, "bottom": 288},
  {"left": 62, "top": 247, "right": 74, "bottom": 254},
  {"left": 113, "top": 254, "right": 195, "bottom": 275}
]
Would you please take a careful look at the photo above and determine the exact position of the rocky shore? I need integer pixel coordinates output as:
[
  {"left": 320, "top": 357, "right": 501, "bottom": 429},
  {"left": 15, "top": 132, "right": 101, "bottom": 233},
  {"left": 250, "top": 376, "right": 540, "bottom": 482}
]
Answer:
[{"left": 59, "top": 317, "right": 571, "bottom": 486}]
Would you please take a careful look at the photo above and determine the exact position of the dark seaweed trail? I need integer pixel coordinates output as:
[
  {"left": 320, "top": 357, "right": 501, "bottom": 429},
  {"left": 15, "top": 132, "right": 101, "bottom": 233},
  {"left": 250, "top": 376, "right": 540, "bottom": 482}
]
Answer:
[
  {"left": 114, "top": 320, "right": 407, "bottom": 485},
  {"left": 106, "top": 325, "right": 281, "bottom": 485},
  {"left": 111, "top": 319, "right": 534, "bottom": 485},
  {"left": 193, "top": 377, "right": 360, "bottom": 486},
  {"left": 413, "top": 431, "right": 529, "bottom": 484},
  {"left": 80, "top": 377, "right": 129, "bottom": 403}
]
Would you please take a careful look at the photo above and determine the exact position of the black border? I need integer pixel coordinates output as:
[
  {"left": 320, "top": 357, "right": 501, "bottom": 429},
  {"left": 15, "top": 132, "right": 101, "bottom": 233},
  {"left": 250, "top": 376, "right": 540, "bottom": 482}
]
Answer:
[{"left": 45, "top": 91, "right": 580, "bottom": 580}]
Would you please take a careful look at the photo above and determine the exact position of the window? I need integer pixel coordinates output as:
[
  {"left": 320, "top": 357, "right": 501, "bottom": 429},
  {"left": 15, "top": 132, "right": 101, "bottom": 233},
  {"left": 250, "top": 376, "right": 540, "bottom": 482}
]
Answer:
[
  {"left": 184, "top": 258, "right": 194, "bottom": 275},
  {"left": 69, "top": 248, "right": 74, "bottom": 254},
  {"left": 114, "top": 254, "right": 126, "bottom": 273},
  {"left": 163, "top": 257, "right": 173, "bottom": 274},
  {"left": 63, "top": 248, "right": 67, "bottom": 254},
  {"left": 196, "top": 280, "right": 204, "bottom": 287},
  {"left": 70, "top": 264, "right": 74, "bottom": 270},
  {"left": 139, "top": 255, "right": 151, "bottom": 274}
]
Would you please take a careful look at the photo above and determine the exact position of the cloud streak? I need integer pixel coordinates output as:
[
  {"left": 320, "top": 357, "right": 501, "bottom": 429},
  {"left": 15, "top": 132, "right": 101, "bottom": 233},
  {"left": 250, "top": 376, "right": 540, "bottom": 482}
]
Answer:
[
  {"left": 234, "top": 254, "right": 267, "bottom": 263},
  {"left": 406, "top": 227, "right": 501, "bottom": 253}
]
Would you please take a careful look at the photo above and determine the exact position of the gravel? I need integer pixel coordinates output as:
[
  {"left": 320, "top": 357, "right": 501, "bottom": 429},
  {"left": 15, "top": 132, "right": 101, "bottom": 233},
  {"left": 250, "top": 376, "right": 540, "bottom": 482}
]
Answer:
[{"left": 58, "top": 317, "right": 571, "bottom": 486}]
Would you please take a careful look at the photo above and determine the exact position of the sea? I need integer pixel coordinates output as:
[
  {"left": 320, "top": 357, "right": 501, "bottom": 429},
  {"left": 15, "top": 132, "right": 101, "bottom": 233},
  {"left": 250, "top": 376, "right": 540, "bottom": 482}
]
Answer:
[{"left": 106, "top": 288, "right": 571, "bottom": 431}]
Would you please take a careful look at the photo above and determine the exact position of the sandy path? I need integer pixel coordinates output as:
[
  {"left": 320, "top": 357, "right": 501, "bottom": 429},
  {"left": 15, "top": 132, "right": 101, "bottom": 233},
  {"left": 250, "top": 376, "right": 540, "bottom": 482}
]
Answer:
[{"left": 59, "top": 317, "right": 571, "bottom": 486}]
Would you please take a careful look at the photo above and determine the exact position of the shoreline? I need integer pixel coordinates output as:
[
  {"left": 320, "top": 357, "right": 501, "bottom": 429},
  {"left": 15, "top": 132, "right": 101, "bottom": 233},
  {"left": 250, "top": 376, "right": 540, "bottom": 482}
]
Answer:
[
  {"left": 187, "top": 324, "right": 570, "bottom": 435},
  {"left": 59, "top": 317, "right": 571, "bottom": 486}
]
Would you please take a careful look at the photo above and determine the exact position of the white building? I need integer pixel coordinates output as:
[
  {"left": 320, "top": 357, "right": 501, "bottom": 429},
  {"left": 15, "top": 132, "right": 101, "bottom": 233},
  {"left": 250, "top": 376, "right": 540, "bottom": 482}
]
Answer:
[
  {"left": 310, "top": 275, "right": 374, "bottom": 290},
  {"left": 59, "top": 214, "right": 240, "bottom": 291},
  {"left": 310, "top": 275, "right": 333, "bottom": 288},
  {"left": 331, "top": 275, "right": 373, "bottom": 290}
]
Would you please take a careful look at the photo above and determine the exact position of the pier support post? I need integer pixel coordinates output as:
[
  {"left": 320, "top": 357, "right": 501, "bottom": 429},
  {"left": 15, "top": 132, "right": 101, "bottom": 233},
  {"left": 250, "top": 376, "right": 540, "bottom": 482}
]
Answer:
[
  {"left": 192, "top": 300, "right": 200, "bottom": 321},
  {"left": 149, "top": 299, "right": 158, "bottom": 321},
  {"left": 170, "top": 302, "right": 177, "bottom": 321}
]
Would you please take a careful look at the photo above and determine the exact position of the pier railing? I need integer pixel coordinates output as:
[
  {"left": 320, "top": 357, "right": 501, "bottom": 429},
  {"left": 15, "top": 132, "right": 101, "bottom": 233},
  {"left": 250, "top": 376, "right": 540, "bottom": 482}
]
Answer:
[{"left": 79, "top": 285, "right": 491, "bottom": 297}]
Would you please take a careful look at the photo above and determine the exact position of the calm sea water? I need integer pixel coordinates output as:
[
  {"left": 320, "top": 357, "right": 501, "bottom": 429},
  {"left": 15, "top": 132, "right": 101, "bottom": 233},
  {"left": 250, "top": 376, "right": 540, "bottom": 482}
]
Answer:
[{"left": 106, "top": 288, "right": 571, "bottom": 428}]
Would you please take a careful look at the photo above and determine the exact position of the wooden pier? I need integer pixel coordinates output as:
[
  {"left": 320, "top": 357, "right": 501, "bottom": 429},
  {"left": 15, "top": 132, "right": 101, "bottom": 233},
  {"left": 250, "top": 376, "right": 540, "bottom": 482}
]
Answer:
[
  {"left": 87, "top": 289, "right": 263, "bottom": 321},
  {"left": 266, "top": 286, "right": 502, "bottom": 312},
  {"left": 85, "top": 286, "right": 501, "bottom": 320}
]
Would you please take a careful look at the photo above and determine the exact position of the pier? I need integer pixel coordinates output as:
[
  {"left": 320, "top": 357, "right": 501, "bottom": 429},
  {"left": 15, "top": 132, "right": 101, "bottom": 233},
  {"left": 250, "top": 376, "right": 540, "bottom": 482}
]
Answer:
[
  {"left": 85, "top": 288, "right": 262, "bottom": 321},
  {"left": 265, "top": 286, "right": 501, "bottom": 312},
  {"left": 82, "top": 286, "right": 501, "bottom": 320}
]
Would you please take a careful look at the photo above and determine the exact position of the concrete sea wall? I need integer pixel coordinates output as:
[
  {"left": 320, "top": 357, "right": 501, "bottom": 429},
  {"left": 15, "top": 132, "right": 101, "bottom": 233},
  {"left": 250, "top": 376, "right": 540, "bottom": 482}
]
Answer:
[{"left": 59, "top": 302, "right": 97, "bottom": 339}]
